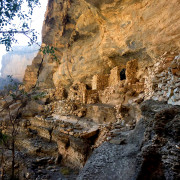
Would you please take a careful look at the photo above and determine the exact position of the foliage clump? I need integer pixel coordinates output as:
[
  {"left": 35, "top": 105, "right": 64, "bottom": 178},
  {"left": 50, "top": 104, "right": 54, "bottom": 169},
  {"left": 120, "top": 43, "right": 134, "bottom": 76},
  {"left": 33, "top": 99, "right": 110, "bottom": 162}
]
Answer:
[{"left": 0, "top": 0, "right": 40, "bottom": 50}]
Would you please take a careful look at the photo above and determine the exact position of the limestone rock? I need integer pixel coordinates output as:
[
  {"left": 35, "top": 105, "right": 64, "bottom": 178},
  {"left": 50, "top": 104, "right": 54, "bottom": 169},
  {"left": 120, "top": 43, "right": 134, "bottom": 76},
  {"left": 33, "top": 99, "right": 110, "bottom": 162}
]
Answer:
[
  {"left": 77, "top": 101, "right": 180, "bottom": 180},
  {"left": 6, "top": 0, "right": 180, "bottom": 178},
  {"left": 22, "top": 100, "right": 44, "bottom": 117},
  {"left": 24, "top": 0, "right": 180, "bottom": 90},
  {"left": 144, "top": 53, "right": 180, "bottom": 105}
]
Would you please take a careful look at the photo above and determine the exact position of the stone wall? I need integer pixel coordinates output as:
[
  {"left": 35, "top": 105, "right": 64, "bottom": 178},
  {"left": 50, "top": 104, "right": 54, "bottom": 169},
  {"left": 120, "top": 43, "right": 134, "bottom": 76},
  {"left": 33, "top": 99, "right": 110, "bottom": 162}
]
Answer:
[
  {"left": 92, "top": 74, "right": 109, "bottom": 90},
  {"left": 126, "top": 59, "right": 138, "bottom": 84},
  {"left": 144, "top": 53, "right": 180, "bottom": 105},
  {"left": 108, "top": 67, "right": 121, "bottom": 87},
  {"left": 53, "top": 54, "right": 180, "bottom": 128}
]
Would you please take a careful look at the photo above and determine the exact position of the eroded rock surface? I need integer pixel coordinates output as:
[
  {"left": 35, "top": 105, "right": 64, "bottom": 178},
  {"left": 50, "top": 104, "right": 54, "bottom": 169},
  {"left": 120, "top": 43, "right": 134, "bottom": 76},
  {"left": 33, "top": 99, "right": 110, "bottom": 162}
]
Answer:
[
  {"left": 1, "top": 0, "right": 180, "bottom": 179},
  {"left": 24, "top": 0, "right": 180, "bottom": 90},
  {"left": 77, "top": 101, "right": 180, "bottom": 180}
]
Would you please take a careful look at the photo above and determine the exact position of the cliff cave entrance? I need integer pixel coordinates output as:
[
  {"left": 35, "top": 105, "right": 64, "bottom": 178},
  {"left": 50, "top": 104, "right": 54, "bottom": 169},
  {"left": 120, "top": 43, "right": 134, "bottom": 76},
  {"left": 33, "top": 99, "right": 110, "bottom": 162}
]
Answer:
[{"left": 120, "top": 68, "right": 126, "bottom": 80}]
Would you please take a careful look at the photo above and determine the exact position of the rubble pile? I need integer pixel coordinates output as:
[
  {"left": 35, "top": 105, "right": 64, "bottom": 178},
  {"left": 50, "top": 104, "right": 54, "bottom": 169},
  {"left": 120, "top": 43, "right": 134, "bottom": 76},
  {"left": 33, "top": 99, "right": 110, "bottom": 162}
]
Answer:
[{"left": 144, "top": 53, "right": 180, "bottom": 105}]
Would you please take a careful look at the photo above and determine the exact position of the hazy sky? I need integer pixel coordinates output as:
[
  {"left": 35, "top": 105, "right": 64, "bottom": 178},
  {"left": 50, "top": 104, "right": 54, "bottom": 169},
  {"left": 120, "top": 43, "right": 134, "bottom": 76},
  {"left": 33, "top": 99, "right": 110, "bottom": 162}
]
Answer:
[{"left": 0, "top": 0, "right": 48, "bottom": 70}]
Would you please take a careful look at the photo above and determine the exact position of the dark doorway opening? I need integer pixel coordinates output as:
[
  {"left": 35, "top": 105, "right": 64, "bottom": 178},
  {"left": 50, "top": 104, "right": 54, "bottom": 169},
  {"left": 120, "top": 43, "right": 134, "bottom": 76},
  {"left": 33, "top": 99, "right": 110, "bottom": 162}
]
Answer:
[{"left": 120, "top": 68, "right": 126, "bottom": 80}]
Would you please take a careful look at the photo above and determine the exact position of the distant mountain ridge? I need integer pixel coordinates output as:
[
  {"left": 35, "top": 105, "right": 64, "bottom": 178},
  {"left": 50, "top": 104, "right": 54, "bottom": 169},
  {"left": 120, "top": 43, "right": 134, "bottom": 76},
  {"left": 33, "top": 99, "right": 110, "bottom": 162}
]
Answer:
[{"left": 0, "top": 44, "right": 39, "bottom": 89}]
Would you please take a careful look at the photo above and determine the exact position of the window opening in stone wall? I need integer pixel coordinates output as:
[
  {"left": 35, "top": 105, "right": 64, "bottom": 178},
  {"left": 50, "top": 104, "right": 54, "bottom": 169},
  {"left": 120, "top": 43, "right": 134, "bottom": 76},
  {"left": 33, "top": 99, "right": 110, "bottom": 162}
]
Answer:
[{"left": 120, "top": 68, "right": 126, "bottom": 80}]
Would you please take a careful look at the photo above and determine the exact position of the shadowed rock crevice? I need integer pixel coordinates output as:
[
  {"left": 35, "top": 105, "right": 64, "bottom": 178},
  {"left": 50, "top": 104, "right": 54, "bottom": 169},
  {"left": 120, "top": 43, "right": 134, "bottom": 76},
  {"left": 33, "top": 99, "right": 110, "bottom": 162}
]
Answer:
[{"left": 137, "top": 153, "right": 165, "bottom": 180}]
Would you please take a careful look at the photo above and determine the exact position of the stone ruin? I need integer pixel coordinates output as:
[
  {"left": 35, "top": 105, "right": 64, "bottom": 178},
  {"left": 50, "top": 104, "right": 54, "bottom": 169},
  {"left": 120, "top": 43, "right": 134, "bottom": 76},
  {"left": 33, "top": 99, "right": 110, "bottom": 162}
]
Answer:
[
  {"left": 53, "top": 53, "right": 179, "bottom": 130},
  {"left": 144, "top": 52, "right": 180, "bottom": 105},
  {"left": 92, "top": 74, "right": 109, "bottom": 90},
  {"left": 0, "top": 53, "right": 179, "bottom": 178}
]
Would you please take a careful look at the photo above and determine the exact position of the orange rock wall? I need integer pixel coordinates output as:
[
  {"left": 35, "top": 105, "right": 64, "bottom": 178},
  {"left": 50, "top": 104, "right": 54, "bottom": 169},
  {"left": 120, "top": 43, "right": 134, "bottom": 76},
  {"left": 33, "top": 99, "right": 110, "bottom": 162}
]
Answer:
[{"left": 24, "top": 0, "right": 180, "bottom": 90}]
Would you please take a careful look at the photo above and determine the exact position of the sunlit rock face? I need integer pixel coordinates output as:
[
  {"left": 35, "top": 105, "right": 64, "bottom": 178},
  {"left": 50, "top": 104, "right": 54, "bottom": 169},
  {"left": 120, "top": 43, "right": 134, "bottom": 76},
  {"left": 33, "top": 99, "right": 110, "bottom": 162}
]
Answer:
[
  {"left": 1, "top": 1, "right": 179, "bottom": 177},
  {"left": 1, "top": 45, "right": 39, "bottom": 82},
  {"left": 24, "top": 0, "right": 180, "bottom": 90}
]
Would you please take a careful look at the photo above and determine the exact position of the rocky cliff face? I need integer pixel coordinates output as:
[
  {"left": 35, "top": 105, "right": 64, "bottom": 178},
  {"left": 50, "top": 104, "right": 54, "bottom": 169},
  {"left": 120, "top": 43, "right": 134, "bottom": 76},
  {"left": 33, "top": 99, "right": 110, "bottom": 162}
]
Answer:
[
  {"left": 1, "top": 44, "right": 39, "bottom": 82},
  {"left": 1, "top": 0, "right": 179, "bottom": 179},
  {"left": 24, "top": 0, "right": 180, "bottom": 90},
  {"left": 78, "top": 100, "right": 180, "bottom": 180}
]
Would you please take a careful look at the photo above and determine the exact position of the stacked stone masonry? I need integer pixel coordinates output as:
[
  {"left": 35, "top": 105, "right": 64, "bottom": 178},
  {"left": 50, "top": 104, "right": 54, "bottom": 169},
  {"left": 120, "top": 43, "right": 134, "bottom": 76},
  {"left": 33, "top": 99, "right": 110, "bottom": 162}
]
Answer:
[
  {"left": 92, "top": 74, "right": 109, "bottom": 90},
  {"left": 1, "top": 53, "right": 179, "bottom": 177},
  {"left": 54, "top": 54, "right": 180, "bottom": 126},
  {"left": 144, "top": 53, "right": 180, "bottom": 105}
]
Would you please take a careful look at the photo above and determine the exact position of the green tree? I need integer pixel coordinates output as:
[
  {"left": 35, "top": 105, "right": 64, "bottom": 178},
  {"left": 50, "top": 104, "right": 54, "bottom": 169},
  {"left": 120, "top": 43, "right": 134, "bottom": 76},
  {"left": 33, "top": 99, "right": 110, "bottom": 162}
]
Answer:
[
  {"left": 0, "top": 0, "right": 59, "bottom": 65},
  {"left": 0, "top": 0, "right": 40, "bottom": 50}
]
